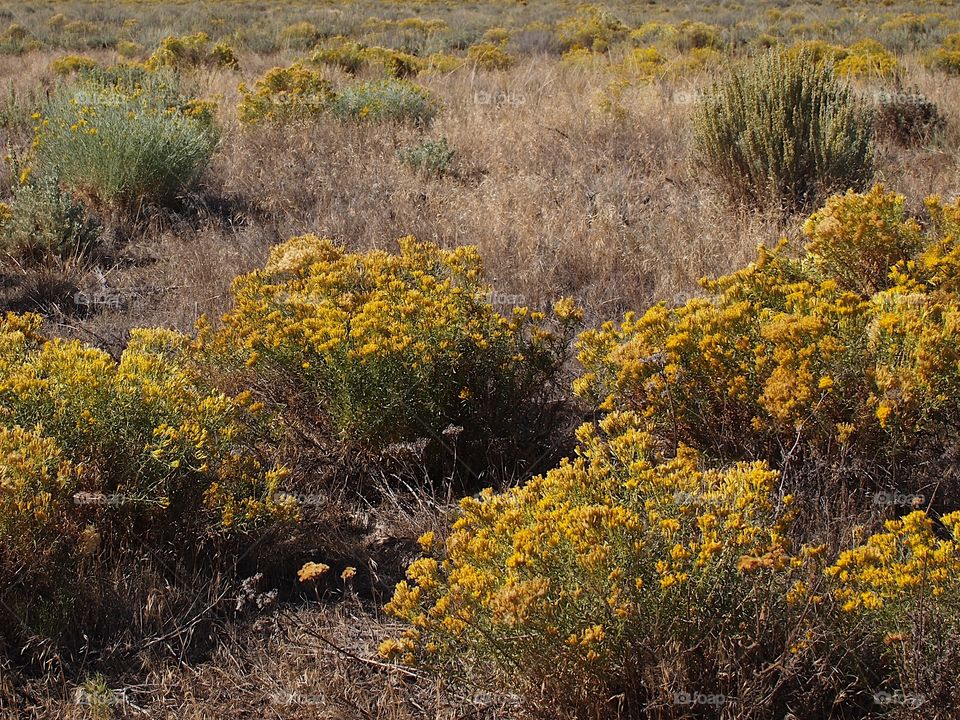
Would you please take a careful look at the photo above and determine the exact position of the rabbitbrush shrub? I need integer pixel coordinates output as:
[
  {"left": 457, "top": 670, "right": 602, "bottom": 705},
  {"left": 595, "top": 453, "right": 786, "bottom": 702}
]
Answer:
[
  {"left": 927, "top": 33, "right": 960, "bottom": 75},
  {"left": 693, "top": 49, "right": 874, "bottom": 211},
  {"left": 384, "top": 410, "right": 960, "bottom": 719},
  {"left": 146, "top": 32, "right": 239, "bottom": 71},
  {"left": 237, "top": 63, "right": 334, "bottom": 125},
  {"left": 0, "top": 318, "right": 294, "bottom": 538},
  {"left": 575, "top": 186, "right": 960, "bottom": 499},
  {"left": 382, "top": 412, "right": 866, "bottom": 718},
  {"left": 466, "top": 42, "right": 515, "bottom": 70},
  {"left": 0, "top": 315, "right": 293, "bottom": 538},
  {"left": 210, "top": 235, "right": 579, "bottom": 451},
  {"left": 0, "top": 314, "right": 296, "bottom": 658}
]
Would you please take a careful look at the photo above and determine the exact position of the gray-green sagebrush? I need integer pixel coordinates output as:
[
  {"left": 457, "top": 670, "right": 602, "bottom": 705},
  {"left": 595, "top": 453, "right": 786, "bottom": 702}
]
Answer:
[
  {"left": 32, "top": 67, "right": 218, "bottom": 211},
  {"left": 693, "top": 48, "right": 875, "bottom": 211}
]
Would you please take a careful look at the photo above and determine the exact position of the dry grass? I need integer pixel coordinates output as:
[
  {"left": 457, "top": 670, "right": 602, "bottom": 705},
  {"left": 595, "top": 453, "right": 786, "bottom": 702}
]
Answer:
[{"left": 6, "top": 603, "right": 511, "bottom": 720}]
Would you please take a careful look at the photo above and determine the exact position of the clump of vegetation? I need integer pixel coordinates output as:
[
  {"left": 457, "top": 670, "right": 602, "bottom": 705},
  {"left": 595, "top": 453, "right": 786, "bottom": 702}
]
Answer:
[
  {"left": 50, "top": 54, "right": 97, "bottom": 76},
  {"left": 398, "top": 137, "right": 455, "bottom": 176},
  {"left": 422, "top": 51, "right": 466, "bottom": 74},
  {"left": 0, "top": 314, "right": 297, "bottom": 657},
  {"left": 834, "top": 39, "right": 899, "bottom": 79},
  {"left": 330, "top": 78, "right": 438, "bottom": 125},
  {"left": 31, "top": 67, "right": 219, "bottom": 211},
  {"left": 693, "top": 49, "right": 874, "bottom": 210},
  {"left": 0, "top": 22, "right": 39, "bottom": 55},
  {"left": 660, "top": 46, "right": 723, "bottom": 78},
  {"left": 238, "top": 63, "right": 333, "bottom": 125},
  {"left": 384, "top": 187, "right": 960, "bottom": 717},
  {"left": 482, "top": 27, "right": 510, "bottom": 45},
  {"left": 466, "top": 41, "right": 515, "bottom": 70},
  {"left": 629, "top": 20, "right": 679, "bottom": 47},
  {"left": 382, "top": 412, "right": 847, "bottom": 718},
  {"left": 359, "top": 46, "right": 424, "bottom": 78},
  {"left": 927, "top": 33, "right": 960, "bottom": 74},
  {"left": 146, "top": 32, "right": 239, "bottom": 71},
  {"left": 0, "top": 175, "right": 100, "bottom": 263},
  {"left": 789, "top": 39, "right": 900, "bottom": 79},
  {"left": 555, "top": 4, "right": 627, "bottom": 52},
  {"left": 576, "top": 186, "right": 960, "bottom": 499},
  {"left": 116, "top": 39, "right": 141, "bottom": 59},
  {"left": 310, "top": 36, "right": 367, "bottom": 74},
  {"left": 618, "top": 46, "right": 666, "bottom": 79},
  {"left": 675, "top": 20, "right": 724, "bottom": 52},
  {"left": 310, "top": 38, "right": 426, "bottom": 78},
  {"left": 279, "top": 21, "right": 324, "bottom": 50},
  {"left": 873, "top": 88, "right": 945, "bottom": 145},
  {"left": 825, "top": 510, "right": 960, "bottom": 694},
  {"left": 209, "top": 235, "right": 580, "bottom": 450},
  {"left": 238, "top": 67, "right": 437, "bottom": 126},
  {"left": 559, "top": 46, "right": 609, "bottom": 70}
]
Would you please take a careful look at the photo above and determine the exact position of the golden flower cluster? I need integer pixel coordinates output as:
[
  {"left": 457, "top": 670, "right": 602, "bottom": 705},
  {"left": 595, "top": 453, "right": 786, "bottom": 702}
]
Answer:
[
  {"left": 575, "top": 186, "right": 960, "bottom": 478},
  {"left": 788, "top": 38, "right": 898, "bottom": 78},
  {"left": 238, "top": 63, "right": 333, "bottom": 125},
  {"left": 382, "top": 410, "right": 799, "bottom": 678},
  {"left": 0, "top": 313, "right": 296, "bottom": 541},
  {"left": 212, "top": 235, "right": 579, "bottom": 448},
  {"left": 827, "top": 511, "right": 960, "bottom": 613},
  {"left": 146, "top": 32, "right": 238, "bottom": 71},
  {"left": 382, "top": 186, "right": 960, "bottom": 706}
]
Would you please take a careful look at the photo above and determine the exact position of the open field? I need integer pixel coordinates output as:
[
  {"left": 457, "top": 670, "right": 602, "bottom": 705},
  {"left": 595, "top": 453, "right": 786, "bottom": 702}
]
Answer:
[{"left": 1, "top": 1, "right": 960, "bottom": 718}]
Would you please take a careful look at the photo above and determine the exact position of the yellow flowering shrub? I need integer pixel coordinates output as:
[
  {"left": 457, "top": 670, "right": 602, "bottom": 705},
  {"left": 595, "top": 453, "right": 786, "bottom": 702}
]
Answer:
[
  {"left": 576, "top": 186, "right": 960, "bottom": 496},
  {"left": 360, "top": 46, "right": 424, "bottom": 79},
  {"left": 383, "top": 412, "right": 812, "bottom": 714},
  {"left": 834, "top": 39, "right": 898, "bottom": 79},
  {"left": 237, "top": 63, "right": 333, "bottom": 125},
  {"left": 825, "top": 510, "right": 960, "bottom": 699},
  {"left": 0, "top": 313, "right": 294, "bottom": 533},
  {"left": 786, "top": 39, "right": 898, "bottom": 79},
  {"left": 0, "top": 425, "right": 77, "bottom": 585},
  {"left": 927, "top": 33, "right": 960, "bottom": 75},
  {"left": 50, "top": 54, "right": 97, "bottom": 76},
  {"left": 0, "top": 314, "right": 298, "bottom": 661},
  {"left": 618, "top": 46, "right": 666, "bottom": 79},
  {"left": 559, "top": 47, "right": 608, "bottom": 70},
  {"left": 309, "top": 38, "right": 428, "bottom": 79},
  {"left": 482, "top": 27, "right": 510, "bottom": 45},
  {"left": 210, "top": 236, "right": 579, "bottom": 450},
  {"left": 466, "top": 42, "right": 515, "bottom": 71},
  {"left": 210, "top": 41, "right": 239, "bottom": 70},
  {"left": 828, "top": 511, "right": 960, "bottom": 615},
  {"left": 803, "top": 185, "right": 923, "bottom": 294},
  {"left": 279, "top": 21, "right": 323, "bottom": 50},
  {"left": 660, "top": 46, "right": 723, "bottom": 78},
  {"left": 629, "top": 21, "right": 679, "bottom": 47},
  {"left": 310, "top": 36, "right": 367, "bottom": 74},
  {"left": 674, "top": 20, "right": 724, "bottom": 52},
  {"left": 116, "top": 39, "right": 142, "bottom": 59},
  {"left": 421, "top": 52, "right": 466, "bottom": 75},
  {"left": 146, "top": 32, "right": 239, "bottom": 71},
  {"left": 555, "top": 4, "right": 627, "bottom": 53}
]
